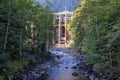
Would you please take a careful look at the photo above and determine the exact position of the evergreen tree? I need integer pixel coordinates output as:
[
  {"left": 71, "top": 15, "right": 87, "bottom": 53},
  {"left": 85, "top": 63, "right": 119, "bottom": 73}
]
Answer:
[
  {"left": 0, "top": 0, "right": 54, "bottom": 79},
  {"left": 70, "top": 0, "right": 120, "bottom": 79}
]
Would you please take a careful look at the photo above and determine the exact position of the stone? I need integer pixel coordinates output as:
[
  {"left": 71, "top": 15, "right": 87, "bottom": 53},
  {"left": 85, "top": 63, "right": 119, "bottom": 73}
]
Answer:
[
  {"left": 79, "top": 65, "right": 86, "bottom": 70},
  {"left": 84, "top": 73, "right": 90, "bottom": 77},
  {"left": 35, "top": 71, "right": 40, "bottom": 74},
  {"left": 71, "top": 66, "right": 77, "bottom": 69},
  {"left": 89, "top": 74, "right": 95, "bottom": 80},
  {"left": 92, "top": 64, "right": 100, "bottom": 73},
  {"left": 72, "top": 72, "right": 79, "bottom": 76},
  {"left": 95, "top": 78, "right": 99, "bottom": 80},
  {"left": 65, "top": 66, "right": 69, "bottom": 68},
  {"left": 80, "top": 70, "right": 86, "bottom": 74}
]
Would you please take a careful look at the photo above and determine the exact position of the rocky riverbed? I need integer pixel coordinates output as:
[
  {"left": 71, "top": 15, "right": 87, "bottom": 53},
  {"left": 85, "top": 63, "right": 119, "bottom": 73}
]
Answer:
[
  {"left": 16, "top": 48, "right": 102, "bottom": 80},
  {"left": 49, "top": 48, "right": 100, "bottom": 80}
]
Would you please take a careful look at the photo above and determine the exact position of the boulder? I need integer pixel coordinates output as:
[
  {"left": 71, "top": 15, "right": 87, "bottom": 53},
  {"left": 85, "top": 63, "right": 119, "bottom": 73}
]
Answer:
[
  {"left": 71, "top": 66, "right": 77, "bottom": 69},
  {"left": 72, "top": 72, "right": 79, "bottom": 76},
  {"left": 89, "top": 73, "right": 95, "bottom": 80},
  {"left": 92, "top": 64, "right": 100, "bottom": 73},
  {"left": 65, "top": 66, "right": 69, "bottom": 69}
]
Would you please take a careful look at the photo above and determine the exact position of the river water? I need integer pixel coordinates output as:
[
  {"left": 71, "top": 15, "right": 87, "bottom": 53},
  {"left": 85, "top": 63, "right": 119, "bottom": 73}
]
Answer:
[
  {"left": 46, "top": 49, "right": 80, "bottom": 80},
  {"left": 23, "top": 48, "right": 82, "bottom": 80}
]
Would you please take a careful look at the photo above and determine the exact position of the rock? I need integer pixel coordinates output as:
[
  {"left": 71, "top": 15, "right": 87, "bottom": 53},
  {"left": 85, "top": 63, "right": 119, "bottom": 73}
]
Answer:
[
  {"left": 89, "top": 74, "right": 95, "bottom": 80},
  {"left": 41, "top": 73, "right": 48, "bottom": 76},
  {"left": 79, "top": 65, "right": 87, "bottom": 70},
  {"left": 84, "top": 73, "right": 90, "bottom": 77},
  {"left": 76, "top": 63, "right": 81, "bottom": 66},
  {"left": 92, "top": 64, "right": 100, "bottom": 73},
  {"left": 103, "top": 72, "right": 114, "bottom": 80},
  {"left": 33, "top": 73, "right": 40, "bottom": 78},
  {"left": 80, "top": 70, "right": 86, "bottom": 74},
  {"left": 41, "top": 70, "right": 45, "bottom": 74},
  {"left": 65, "top": 66, "right": 69, "bottom": 68},
  {"left": 38, "top": 74, "right": 48, "bottom": 80},
  {"left": 56, "top": 55, "right": 61, "bottom": 59},
  {"left": 80, "top": 55, "right": 85, "bottom": 60},
  {"left": 71, "top": 66, "right": 77, "bottom": 69},
  {"left": 47, "top": 65, "right": 51, "bottom": 68},
  {"left": 95, "top": 78, "right": 99, "bottom": 80},
  {"left": 72, "top": 72, "right": 79, "bottom": 76},
  {"left": 35, "top": 71, "right": 40, "bottom": 74}
]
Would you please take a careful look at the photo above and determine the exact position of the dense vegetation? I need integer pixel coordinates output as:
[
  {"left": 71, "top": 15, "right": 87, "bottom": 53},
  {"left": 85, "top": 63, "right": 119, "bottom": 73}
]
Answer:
[
  {"left": 0, "top": 0, "right": 120, "bottom": 80},
  {"left": 70, "top": 0, "right": 120, "bottom": 79},
  {"left": 0, "top": 0, "right": 53, "bottom": 79}
]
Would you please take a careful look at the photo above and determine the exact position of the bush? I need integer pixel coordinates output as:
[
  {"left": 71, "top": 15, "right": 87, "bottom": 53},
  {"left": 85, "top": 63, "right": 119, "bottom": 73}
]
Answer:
[{"left": 0, "top": 76, "right": 4, "bottom": 80}]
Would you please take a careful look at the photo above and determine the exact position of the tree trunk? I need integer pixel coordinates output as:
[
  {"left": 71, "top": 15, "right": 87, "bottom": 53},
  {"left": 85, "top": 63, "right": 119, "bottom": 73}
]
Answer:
[
  {"left": 19, "top": 27, "right": 22, "bottom": 60},
  {"left": 3, "top": 3, "right": 11, "bottom": 54}
]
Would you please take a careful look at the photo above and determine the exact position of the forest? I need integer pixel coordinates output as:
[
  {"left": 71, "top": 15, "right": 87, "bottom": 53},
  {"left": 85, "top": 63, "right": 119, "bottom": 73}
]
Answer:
[
  {"left": 69, "top": 0, "right": 120, "bottom": 79},
  {"left": 0, "top": 0, "right": 120, "bottom": 80},
  {"left": 0, "top": 0, "right": 54, "bottom": 79}
]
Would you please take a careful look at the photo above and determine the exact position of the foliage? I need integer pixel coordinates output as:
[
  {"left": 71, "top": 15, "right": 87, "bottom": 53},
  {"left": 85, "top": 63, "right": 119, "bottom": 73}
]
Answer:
[
  {"left": 0, "top": 54, "right": 9, "bottom": 69},
  {"left": 9, "top": 60, "right": 29, "bottom": 71},
  {"left": 71, "top": 0, "right": 120, "bottom": 79},
  {"left": 0, "top": 0, "right": 54, "bottom": 79},
  {"left": 0, "top": 76, "right": 4, "bottom": 80}
]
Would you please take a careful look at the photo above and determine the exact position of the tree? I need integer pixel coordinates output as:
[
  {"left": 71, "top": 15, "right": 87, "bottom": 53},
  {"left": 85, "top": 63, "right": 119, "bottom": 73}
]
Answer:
[
  {"left": 70, "top": 0, "right": 120, "bottom": 79},
  {"left": 0, "top": 0, "right": 54, "bottom": 79}
]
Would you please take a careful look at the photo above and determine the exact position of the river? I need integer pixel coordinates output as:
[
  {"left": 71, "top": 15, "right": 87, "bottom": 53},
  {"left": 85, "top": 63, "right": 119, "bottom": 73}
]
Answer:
[
  {"left": 46, "top": 48, "right": 80, "bottom": 80},
  {"left": 22, "top": 48, "right": 86, "bottom": 80}
]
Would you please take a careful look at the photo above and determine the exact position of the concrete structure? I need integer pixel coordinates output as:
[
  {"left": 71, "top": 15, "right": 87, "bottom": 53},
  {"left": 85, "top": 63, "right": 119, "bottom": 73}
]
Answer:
[{"left": 54, "top": 11, "right": 73, "bottom": 46}]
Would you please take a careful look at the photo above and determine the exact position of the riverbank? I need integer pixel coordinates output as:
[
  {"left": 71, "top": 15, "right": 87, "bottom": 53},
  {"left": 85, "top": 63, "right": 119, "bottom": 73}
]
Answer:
[
  {"left": 49, "top": 48, "right": 101, "bottom": 80},
  {"left": 15, "top": 47, "right": 99, "bottom": 80},
  {"left": 14, "top": 48, "right": 87, "bottom": 80},
  {"left": 13, "top": 53, "right": 54, "bottom": 80},
  {"left": 48, "top": 47, "right": 88, "bottom": 80}
]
